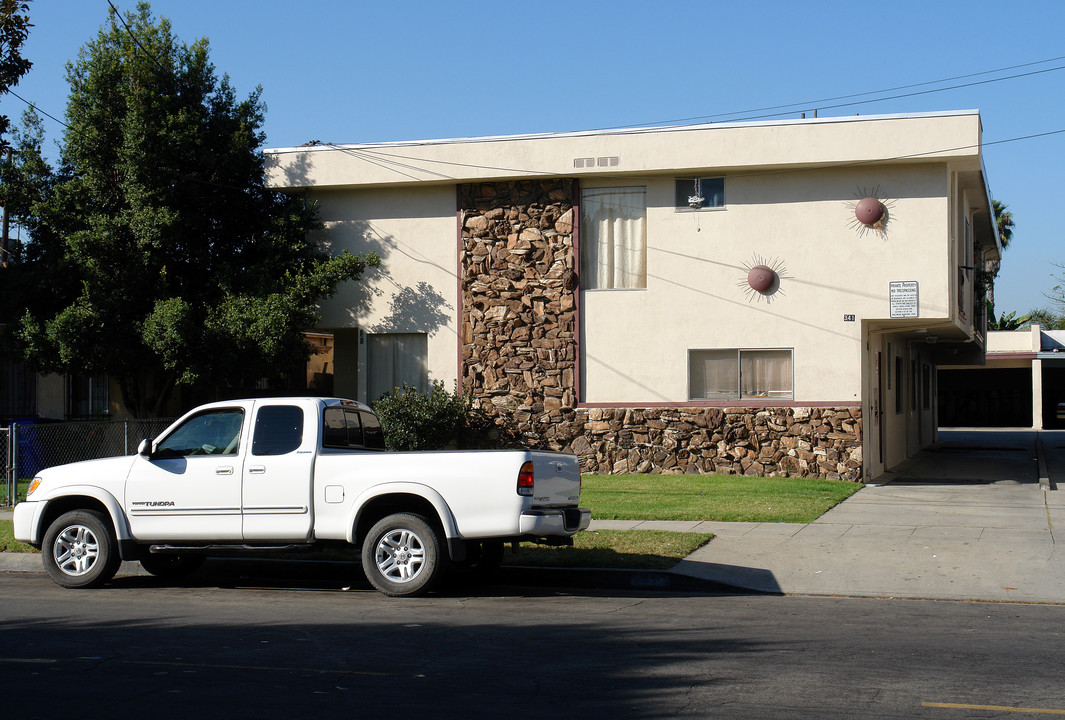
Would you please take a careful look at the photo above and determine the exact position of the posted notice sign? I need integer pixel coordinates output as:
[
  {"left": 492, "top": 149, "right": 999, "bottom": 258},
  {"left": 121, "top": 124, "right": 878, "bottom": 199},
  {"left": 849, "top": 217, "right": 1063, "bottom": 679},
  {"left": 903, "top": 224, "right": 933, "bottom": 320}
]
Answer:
[{"left": 889, "top": 281, "right": 919, "bottom": 318}]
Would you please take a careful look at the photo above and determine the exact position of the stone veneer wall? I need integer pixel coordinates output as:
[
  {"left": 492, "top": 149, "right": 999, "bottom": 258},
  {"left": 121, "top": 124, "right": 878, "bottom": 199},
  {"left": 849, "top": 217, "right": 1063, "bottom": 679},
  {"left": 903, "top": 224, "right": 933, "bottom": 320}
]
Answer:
[{"left": 459, "top": 180, "right": 864, "bottom": 481}]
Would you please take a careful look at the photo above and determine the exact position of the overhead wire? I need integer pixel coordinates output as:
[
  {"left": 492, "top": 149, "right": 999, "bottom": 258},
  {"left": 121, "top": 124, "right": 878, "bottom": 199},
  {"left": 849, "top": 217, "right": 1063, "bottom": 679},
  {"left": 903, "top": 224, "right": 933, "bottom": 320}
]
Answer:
[
  {"left": 9, "top": 3, "right": 1065, "bottom": 190},
  {"left": 593, "top": 54, "right": 1065, "bottom": 130},
  {"left": 306, "top": 125, "right": 1065, "bottom": 189}
]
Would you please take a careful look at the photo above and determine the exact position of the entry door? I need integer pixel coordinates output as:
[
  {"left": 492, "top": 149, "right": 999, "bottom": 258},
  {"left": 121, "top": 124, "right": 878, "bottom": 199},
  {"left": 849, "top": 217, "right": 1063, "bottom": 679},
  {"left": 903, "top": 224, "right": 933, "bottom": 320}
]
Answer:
[
  {"left": 125, "top": 408, "right": 246, "bottom": 541},
  {"left": 241, "top": 402, "right": 316, "bottom": 541},
  {"left": 875, "top": 351, "right": 884, "bottom": 467}
]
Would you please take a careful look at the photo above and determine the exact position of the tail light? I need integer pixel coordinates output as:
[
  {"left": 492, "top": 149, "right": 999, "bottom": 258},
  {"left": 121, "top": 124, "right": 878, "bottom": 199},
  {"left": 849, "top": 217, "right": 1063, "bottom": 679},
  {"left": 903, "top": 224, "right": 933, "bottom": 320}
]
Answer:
[{"left": 516, "top": 461, "right": 534, "bottom": 496}]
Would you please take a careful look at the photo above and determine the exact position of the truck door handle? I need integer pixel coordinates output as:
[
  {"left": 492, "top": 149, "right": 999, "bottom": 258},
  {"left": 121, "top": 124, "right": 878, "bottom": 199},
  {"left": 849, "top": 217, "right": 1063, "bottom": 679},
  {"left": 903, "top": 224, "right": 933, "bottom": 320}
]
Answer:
[
  {"left": 248, "top": 466, "right": 266, "bottom": 474},
  {"left": 216, "top": 466, "right": 234, "bottom": 475}
]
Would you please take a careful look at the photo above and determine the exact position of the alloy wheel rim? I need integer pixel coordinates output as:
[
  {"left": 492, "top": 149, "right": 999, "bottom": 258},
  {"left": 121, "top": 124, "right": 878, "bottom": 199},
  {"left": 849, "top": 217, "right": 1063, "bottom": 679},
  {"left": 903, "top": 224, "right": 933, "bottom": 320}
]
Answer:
[
  {"left": 53, "top": 524, "right": 100, "bottom": 576},
  {"left": 374, "top": 528, "right": 426, "bottom": 583}
]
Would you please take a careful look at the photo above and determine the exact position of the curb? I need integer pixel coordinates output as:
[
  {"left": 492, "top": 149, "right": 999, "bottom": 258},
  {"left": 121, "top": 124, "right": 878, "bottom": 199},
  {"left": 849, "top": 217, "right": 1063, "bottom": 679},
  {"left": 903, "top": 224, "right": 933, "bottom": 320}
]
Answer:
[{"left": 0, "top": 552, "right": 746, "bottom": 594}]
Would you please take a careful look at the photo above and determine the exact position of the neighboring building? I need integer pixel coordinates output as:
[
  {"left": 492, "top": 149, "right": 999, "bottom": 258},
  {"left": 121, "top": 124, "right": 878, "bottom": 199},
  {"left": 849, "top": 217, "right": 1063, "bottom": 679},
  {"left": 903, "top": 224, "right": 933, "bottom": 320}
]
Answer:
[
  {"left": 265, "top": 111, "right": 999, "bottom": 481},
  {"left": 940, "top": 326, "right": 1065, "bottom": 429},
  {"left": 0, "top": 364, "right": 112, "bottom": 424}
]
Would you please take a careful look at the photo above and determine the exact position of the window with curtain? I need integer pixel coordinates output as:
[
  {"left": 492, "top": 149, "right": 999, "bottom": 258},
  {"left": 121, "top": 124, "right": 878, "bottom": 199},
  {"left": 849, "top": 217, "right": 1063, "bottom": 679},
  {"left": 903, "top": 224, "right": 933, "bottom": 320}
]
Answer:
[
  {"left": 367, "top": 333, "right": 428, "bottom": 402},
  {"left": 689, "top": 349, "right": 793, "bottom": 400},
  {"left": 580, "top": 186, "right": 647, "bottom": 289}
]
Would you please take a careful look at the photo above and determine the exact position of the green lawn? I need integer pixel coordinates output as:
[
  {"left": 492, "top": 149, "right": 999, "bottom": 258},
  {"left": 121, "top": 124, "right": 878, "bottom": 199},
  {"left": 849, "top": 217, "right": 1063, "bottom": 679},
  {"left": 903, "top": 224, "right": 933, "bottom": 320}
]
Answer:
[
  {"left": 0, "top": 520, "right": 35, "bottom": 553},
  {"left": 581, "top": 473, "right": 861, "bottom": 523},
  {"left": 504, "top": 529, "right": 712, "bottom": 570},
  {"left": 0, "top": 473, "right": 863, "bottom": 566}
]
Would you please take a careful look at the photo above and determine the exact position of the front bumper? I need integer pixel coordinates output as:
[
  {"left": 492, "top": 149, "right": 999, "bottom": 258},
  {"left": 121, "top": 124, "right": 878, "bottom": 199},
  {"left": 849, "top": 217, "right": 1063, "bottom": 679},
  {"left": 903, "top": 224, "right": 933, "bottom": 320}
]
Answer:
[
  {"left": 519, "top": 507, "right": 591, "bottom": 536},
  {"left": 13, "top": 500, "right": 42, "bottom": 546}
]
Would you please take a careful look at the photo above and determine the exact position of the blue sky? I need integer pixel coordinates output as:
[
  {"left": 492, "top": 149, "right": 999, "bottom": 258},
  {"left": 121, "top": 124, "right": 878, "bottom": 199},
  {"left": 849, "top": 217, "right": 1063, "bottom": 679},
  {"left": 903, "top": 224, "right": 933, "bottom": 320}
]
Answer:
[{"left": 8, "top": 0, "right": 1065, "bottom": 316}]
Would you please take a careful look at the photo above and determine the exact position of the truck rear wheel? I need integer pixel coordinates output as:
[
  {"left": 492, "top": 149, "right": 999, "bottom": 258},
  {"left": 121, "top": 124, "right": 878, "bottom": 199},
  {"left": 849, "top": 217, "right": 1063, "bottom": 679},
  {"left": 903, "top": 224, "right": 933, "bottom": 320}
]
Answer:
[
  {"left": 361, "top": 513, "right": 442, "bottom": 597},
  {"left": 42, "top": 510, "right": 121, "bottom": 589}
]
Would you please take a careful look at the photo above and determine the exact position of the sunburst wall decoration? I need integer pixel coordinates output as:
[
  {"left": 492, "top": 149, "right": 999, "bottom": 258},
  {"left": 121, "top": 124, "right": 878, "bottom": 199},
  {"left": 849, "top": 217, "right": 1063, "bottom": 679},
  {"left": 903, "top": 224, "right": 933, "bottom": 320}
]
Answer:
[
  {"left": 737, "top": 255, "right": 789, "bottom": 303},
  {"left": 845, "top": 186, "right": 894, "bottom": 238}
]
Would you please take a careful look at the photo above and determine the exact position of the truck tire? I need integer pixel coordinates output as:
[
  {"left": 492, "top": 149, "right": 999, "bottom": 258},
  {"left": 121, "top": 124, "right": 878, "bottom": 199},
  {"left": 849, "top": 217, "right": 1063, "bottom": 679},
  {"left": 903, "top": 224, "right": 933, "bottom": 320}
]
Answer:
[
  {"left": 361, "top": 513, "right": 443, "bottom": 597},
  {"left": 140, "top": 553, "right": 206, "bottom": 580},
  {"left": 42, "top": 510, "right": 121, "bottom": 589}
]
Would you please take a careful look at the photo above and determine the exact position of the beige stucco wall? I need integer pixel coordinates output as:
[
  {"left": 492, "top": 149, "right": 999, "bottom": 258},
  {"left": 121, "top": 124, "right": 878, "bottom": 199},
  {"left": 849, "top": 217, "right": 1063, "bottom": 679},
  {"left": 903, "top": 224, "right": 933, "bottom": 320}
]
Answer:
[
  {"left": 309, "top": 186, "right": 460, "bottom": 398},
  {"left": 581, "top": 164, "right": 951, "bottom": 403},
  {"left": 267, "top": 112, "right": 984, "bottom": 190},
  {"left": 986, "top": 326, "right": 1041, "bottom": 353},
  {"left": 35, "top": 373, "right": 65, "bottom": 420}
]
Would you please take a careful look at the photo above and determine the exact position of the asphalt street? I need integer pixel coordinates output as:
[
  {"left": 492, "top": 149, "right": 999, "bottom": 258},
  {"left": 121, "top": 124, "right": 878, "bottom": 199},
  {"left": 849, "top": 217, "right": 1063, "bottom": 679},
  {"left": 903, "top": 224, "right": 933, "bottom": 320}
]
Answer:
[{"left": 3, "top": 572, "right": 1065, "bottom": 719}]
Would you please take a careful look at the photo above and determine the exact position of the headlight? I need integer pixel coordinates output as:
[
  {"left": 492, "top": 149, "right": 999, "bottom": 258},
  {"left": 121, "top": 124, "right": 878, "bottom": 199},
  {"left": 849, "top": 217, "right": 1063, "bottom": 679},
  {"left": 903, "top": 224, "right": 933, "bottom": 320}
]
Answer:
[{"left": 26, "top": 477, "right": 42, "bottom": 496}]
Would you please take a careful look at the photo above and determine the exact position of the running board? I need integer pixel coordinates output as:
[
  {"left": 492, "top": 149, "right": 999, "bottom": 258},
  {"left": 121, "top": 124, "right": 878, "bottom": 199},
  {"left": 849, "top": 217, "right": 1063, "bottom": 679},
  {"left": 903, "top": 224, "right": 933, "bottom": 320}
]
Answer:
[{"left": 148, "top": 544, "right": 315, "bottom": 555}]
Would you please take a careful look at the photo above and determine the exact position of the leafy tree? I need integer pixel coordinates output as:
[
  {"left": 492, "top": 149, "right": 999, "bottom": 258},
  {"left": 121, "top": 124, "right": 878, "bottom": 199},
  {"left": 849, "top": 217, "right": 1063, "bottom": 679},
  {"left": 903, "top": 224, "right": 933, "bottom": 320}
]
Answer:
[
  {"left": 1025, "top": 308, "right": 1065, "bottom": 331},
  {"left": 15, "top": 2, "right": 376, "bottom": 416},
  {"left": 0, "top": 109, "right": 64, "bottom": 353},
  {"left": 985, "top": 300, "right": 1030, "bottom": 331},
  {"left": 0, "top": 0, "right": 32, "bottom": 148}
]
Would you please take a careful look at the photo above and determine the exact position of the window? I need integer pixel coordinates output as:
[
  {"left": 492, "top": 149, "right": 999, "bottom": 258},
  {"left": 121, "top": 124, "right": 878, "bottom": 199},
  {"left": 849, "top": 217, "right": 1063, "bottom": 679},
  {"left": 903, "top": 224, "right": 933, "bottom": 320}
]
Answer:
[
  {"left": 368, "top": 333, "right": 428, "bottom": 402},
  {"left": 155, "top": 409, "right": 244, "bottom": 457},
  {"left": 675, "top": 177, "right": 724, "bottom": 210},
  {"left": 580, "top": 186, "right": 646, "bottom": 289},
  {"left": 252, "top": 405, "right": 304, "bottom": 456},
  {"left": 323, "top": 407, "right": 386, "bottom": 450},
  {"left": 69, "top": 373, "right": 109, "bottom": 418},
  {"left": 689, "top": 349, "right": 793, "bottom": 400}
]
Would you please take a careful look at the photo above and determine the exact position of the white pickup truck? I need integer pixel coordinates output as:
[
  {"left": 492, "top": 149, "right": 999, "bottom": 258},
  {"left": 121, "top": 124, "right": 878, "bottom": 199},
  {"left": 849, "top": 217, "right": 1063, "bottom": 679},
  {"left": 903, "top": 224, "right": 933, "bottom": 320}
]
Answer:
[{"left": 14, "top": 397, "right": 590, "bottom": 596}]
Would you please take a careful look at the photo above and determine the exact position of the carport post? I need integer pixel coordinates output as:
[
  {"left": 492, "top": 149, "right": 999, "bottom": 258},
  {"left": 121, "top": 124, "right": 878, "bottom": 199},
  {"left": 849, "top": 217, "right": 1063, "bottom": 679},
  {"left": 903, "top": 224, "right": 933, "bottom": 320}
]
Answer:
[{"left": 1033, "top": 357, "right": 1044, "bottom": 429}]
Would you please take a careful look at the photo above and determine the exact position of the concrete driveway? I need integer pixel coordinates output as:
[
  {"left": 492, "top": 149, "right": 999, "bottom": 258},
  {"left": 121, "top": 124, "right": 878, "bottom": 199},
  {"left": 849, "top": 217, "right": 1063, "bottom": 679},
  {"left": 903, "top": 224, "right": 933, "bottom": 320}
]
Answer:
[{"left": 663, "top": 429, "right": 1065, "bottom": 602}]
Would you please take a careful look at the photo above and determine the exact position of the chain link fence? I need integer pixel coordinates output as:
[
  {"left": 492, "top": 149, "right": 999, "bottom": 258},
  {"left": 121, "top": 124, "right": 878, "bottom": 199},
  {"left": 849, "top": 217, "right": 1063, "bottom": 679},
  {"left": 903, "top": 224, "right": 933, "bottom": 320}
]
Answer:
[{"left": 3, "top": 418, "right": 174, "bottom": 507}]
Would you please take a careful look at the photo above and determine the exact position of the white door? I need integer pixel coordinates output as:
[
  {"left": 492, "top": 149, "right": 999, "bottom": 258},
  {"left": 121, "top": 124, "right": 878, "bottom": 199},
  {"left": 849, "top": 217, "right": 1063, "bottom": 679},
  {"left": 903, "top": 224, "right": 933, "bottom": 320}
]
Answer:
[
  {"left": 125, "top": 407, "right": 247, "bottom": 541},
  {"left": 241, "top": 401, "right": 316, "bottom": 541}
]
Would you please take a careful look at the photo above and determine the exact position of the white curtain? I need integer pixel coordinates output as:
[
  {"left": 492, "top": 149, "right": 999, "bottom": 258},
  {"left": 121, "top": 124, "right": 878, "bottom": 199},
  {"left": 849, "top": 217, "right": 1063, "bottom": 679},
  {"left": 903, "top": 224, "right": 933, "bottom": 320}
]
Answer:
[
  {"left": 690, "top": 350, "right": 739, "bottom": 400},
  {"left": 740, "top": 350, "right": 792, "bottom": 398},
  {"left": 368, "top": 333, "right": 428, "bottom": 401},
  {"left": 581, "top": 187, "right": 647, "bottom": 289}
]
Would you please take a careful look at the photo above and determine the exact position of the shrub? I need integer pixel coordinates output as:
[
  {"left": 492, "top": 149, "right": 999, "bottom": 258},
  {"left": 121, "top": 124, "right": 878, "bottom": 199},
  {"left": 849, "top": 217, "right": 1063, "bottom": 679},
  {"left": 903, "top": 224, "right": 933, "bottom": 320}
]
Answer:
[{"left": 371, "top": 381, "right": 470, "bottom": 451}]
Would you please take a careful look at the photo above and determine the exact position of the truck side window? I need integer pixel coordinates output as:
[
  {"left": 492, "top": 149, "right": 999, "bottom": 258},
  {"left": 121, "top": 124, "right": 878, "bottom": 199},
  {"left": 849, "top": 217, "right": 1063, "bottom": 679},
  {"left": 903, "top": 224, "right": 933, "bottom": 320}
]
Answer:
[
  {"left": 360, "top": 411, "right": 386, "bottom": 450},
  {"left": 252, "top": 405, "right": 304, "bottom": 456},
  {"left": 323, "top": 407, "right": 362, "bottom": 448},
  {"left": 155, "top": 409, "right": 244, "bottom": 457},
  {"left": 322, "top": 408, "right": 384, "bottom": 450}
]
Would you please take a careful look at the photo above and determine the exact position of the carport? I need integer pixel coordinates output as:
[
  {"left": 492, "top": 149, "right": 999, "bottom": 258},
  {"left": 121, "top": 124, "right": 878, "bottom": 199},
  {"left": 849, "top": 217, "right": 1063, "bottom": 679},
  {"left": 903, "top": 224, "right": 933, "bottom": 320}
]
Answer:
[
  {"left": 938, "top": 327, "right": 1065, "bottom": 430},
  {"left": 938, "top": 367, "right": 1031, "bottom": 427}
]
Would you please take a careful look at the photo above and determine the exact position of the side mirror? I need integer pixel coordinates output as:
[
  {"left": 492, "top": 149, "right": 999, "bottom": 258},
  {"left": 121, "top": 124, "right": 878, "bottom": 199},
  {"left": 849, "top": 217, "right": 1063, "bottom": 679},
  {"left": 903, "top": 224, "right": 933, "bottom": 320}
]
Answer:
[{"left": 137, "top": 438, "right": 153, "bottom": 457}]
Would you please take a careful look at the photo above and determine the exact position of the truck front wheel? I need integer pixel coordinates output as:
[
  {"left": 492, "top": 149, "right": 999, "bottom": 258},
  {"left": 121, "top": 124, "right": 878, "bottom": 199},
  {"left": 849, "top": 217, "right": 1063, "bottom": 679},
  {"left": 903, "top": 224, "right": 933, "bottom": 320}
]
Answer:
[
  {"left": 42, "top": 510, "right": 121, "bottom": 589},
  {"left": 361, "top": 513, "right": 442, "bottom": 597}
]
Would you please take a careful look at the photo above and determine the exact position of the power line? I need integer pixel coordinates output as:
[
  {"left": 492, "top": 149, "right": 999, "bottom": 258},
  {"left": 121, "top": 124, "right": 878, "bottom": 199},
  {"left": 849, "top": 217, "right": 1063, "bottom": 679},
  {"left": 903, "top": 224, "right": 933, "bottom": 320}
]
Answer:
[
  {"left": 105, "top": 0, "right": 172, "bottom": 77},
  {"left": 311, "top": 123, "right": 1065, "bottom": 188},
  {"left": 594, "top": 54, "right": 1065, "bottom": 130},
  {"left": 5, "top": 89, "right": 70, "bottom": 131}
]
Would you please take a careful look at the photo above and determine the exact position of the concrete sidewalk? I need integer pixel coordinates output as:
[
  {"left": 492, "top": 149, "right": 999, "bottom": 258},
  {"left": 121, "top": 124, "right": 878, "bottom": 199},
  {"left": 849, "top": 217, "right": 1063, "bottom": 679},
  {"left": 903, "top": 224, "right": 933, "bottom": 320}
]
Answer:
[{"left": 4, "top": 429, "right": 1063, "bottom": 601}]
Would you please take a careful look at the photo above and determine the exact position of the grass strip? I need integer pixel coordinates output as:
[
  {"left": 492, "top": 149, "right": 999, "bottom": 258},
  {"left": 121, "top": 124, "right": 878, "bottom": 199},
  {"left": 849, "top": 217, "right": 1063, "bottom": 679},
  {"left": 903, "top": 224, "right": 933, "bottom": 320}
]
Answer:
[
  {"left": 0, "top": 520, "right": 36, "bottom": 553},
  {"left": 503, "top": 529, "right": 712, "bottom": 570},
  {"left": 581, "top": 473, "right": 860, "bottom": 523}
]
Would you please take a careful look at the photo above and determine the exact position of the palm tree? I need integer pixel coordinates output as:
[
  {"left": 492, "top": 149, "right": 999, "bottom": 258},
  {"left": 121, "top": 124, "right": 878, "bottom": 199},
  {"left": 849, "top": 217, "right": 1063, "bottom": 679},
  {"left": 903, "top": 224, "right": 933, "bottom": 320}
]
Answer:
[
  {"left": 983, "top": 200, "right": 1016, "bottom": 309},
  {"left": 993, "top": 200, "right": 1015, "bottom": 250}
]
